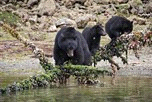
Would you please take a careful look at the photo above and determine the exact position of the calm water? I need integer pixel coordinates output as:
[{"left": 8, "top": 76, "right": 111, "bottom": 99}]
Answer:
[{"left": 0, "top": 76, "right": 152, "bottom": 102}]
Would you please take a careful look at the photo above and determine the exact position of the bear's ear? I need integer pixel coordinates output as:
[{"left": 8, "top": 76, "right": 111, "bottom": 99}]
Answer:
[{"left": 130, "top": 20, "right": 133, "bottom": 24}]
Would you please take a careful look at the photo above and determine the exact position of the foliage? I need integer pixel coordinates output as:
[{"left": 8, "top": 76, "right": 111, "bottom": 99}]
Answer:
[{"left": 0, "top": 11, "right": 20, "bottom": 27}]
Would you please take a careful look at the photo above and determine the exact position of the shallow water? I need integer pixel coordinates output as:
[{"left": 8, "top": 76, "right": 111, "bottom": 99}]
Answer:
[{"left": 0, "top": 76, "right": 152, "bottom": 102}]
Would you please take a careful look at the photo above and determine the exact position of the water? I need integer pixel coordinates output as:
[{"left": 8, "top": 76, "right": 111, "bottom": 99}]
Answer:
[{"left": 0, "top": 76, "right": 152, "bottom": 102}]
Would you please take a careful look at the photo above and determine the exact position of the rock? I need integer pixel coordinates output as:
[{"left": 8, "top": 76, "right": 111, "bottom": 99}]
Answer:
[
  {"left": 85, "top": 21, "right": 97, "bottom": 27},
  {"left": 49, "top": 17, "right": 58, "bottom": 25},
  {"left": 133, "top": 17, "right": 147, "bottom": 25},
  {"left": 27, "top": 0, "right": 39, "bottom": 8},
  {"left": 96, "top": 15, "right": 108, "bottom": 25},
  {"left": 88, "top": 5, "right": 107, "bottom": 15},
  {"left": 141, "top": 0, "right": 150, "bottom": 4},
  {"left": 64, "top": 0, "right": 86, "bottom": 7},
  {"left": 116, "top": 4, "right": 130, "bottom": 14},
  {"left": 0, "top": 21, "right": 4, "bottom": 26},
  {"left": 93, "top": 0, "right": 111, "bottom": 4},
  {"left": 138, "top": 5, "right": 144, "bottom": 14},
  {"left": 129, "top": 0, "right": 142, "bottom": 6},
  {"left": 29, "top": 15, "right": 37, "bottom": 24},
  {"left": 75, "top": 14, "right": 96, "bottom": 28},
  {"left": 146, "top": 2, "right": 152, "bottom": 13},
  {"left": 116, "top": 4, "right": 130, "bottom": 10},
  {"left": 84, "top": 0, "right": 93, "bottom": 6},
  {"left": 117, "top": 0, "right": 128, "bottom": 3},
  {"left": 55, "top": 18, "right": 77, "bottom": 27},
  {"left": 22, "top": 13, "right": 29, "bottom": 23},
  {"left": 38, "top": 23, "right": 45, "bottom": 30},
  {"left": 37, "top": 16, "right": 47, "bottom": 23},
  {"left": 25, "top": 21, "right": 31, "bottom": 27},
  {"left": 130, "top": 7, "right": 138, "bottom": 15},
  {"left": 47, "top": 25, "right": 57, "bottom": 32},
  {"left": 37, "top": 0, "right": 56, "bottom": 16},
  {"left": 0, "top": 0, "right": 8, "bottom": 4},
  {"left": 37, "top": 16, "right": 56, "bottom": 31}
]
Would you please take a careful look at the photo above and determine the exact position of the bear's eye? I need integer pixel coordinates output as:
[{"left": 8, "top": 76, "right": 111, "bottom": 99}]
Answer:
[
  {"left": 72, "top": 37, "right": 76, "bottom": 40},
  {"left": 93, "top": 37, "right": 96, "bottom": 40}
]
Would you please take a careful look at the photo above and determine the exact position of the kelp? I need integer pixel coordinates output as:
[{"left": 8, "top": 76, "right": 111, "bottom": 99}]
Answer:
[{"left": 94, "top": 31, "right": 152, "bottom": 70}]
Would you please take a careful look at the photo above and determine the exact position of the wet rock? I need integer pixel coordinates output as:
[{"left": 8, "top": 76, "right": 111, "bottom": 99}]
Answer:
[
  {"left": 75, "top": 14, "right": 96, "bottom": 28},
  {"left": 55, "top": 18, "right": 77, "bottom": 27},
  {"left": 37, "top": 0, "right": 56, "bottom": 16}
]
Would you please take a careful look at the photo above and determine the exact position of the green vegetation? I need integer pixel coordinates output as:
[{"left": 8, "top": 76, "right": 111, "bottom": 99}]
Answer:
[{"left": 0, "top": 11, "right": 20, "bottom": 26}]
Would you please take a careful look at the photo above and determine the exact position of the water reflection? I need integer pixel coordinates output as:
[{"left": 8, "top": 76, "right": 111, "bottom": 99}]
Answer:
[{"left": 0, "top": 76, "right": 152, "bottom": 102}]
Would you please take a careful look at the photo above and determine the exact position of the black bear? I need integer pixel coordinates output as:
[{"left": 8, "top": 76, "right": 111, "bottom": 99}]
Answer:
[
  {"left": 82, "top": 24, "right": 106, "bottom": 55},
  {"left": 53, "top": 26, "right": 92, "bottom": 66},
  {"left": 105, "top": 16, "right": 133, "bottom": 40}
]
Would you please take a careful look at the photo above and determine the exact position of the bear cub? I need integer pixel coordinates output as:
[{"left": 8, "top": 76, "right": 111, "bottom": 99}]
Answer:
[
  {"left": 82, "top": 24, "right": 106, "bottom": 55},
  {"left": 53, "top": 26, "right": 92, "bottom": 66},
  {"left": 105, "top": 16, "right": 133, "bottom": 40}
]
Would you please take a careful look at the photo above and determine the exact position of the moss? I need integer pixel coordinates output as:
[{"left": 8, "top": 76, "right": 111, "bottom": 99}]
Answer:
[{"left": 0, "top": 11, "right": 20, "bottom": 27}]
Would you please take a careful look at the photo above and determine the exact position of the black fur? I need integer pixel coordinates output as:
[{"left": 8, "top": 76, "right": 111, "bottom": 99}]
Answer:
[
  {"left": 105, "top": 16, "right": 133, "bottom": 40},
  {"left": 53, "top": 26, "right": 92, "bottom": 65},
  {"left": 82, "top": 24, "right": 106, "bottom": 55}
]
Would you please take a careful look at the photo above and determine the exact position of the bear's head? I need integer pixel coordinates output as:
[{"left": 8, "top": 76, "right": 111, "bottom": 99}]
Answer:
[{"left": 58, "top": 27, "right": 78, "bottom": 57}]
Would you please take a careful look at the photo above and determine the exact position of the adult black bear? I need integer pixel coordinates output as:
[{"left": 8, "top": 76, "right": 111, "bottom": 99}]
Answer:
[
  {"left": 53, "top": 26, "right": 92, "bottom": 66},
  {"left": 105, "top": 16, "right": 133, "bottom": 40},
  {"left": 82, "top": 24, "right": 106, "bottom": 55}
]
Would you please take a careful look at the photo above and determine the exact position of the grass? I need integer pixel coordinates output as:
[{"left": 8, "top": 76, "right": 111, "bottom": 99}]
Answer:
[{"left": 0, "top": 11, "right": 20, "bottom": 26}]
